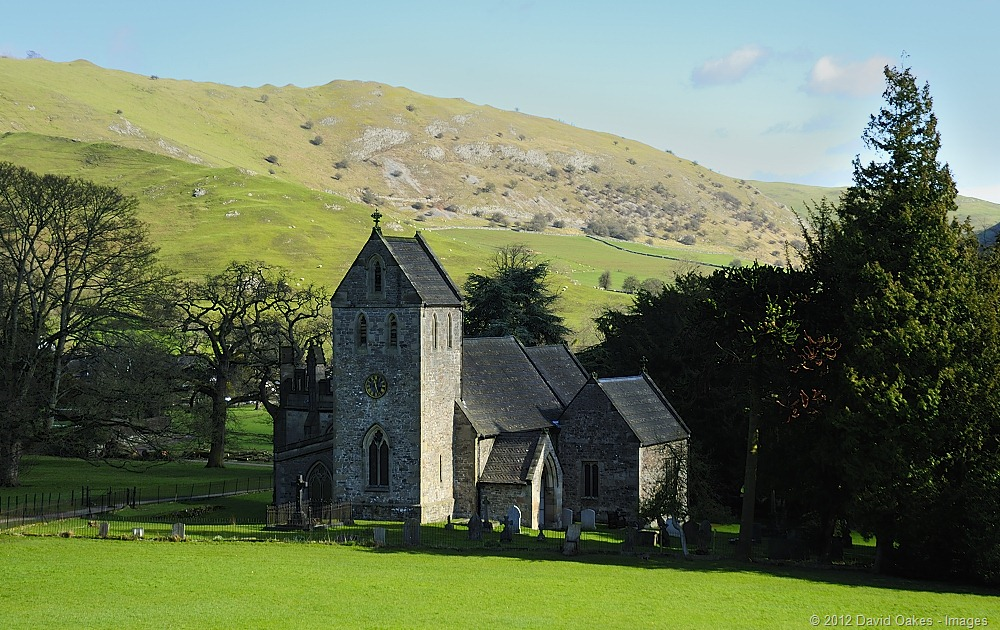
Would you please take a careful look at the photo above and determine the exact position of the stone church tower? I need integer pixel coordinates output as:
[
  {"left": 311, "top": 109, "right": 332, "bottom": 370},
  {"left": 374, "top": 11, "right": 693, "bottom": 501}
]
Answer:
[{"left": 326, "top": 224, "right": 463, "bottom": 522}]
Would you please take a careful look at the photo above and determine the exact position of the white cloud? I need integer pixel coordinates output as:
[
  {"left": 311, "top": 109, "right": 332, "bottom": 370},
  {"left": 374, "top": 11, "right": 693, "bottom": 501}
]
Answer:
[
  {"left": 807, "top": 55, "right": 893, "bottom": 97},
  {"left": 692, "top": 45, "right": 769, "bottom": 87}
]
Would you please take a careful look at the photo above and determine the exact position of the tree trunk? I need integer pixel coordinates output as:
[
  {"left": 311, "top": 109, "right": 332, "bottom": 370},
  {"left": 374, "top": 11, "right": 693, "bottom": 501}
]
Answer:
[
  {"left": 206, "top": 388, "right": 228, "bottom": 468},
  {"left": 0, "top": 440, "right": 23, "bottom": 487},
  {"left": 736, "top": 412, "right": 760, "bottom": 561}
]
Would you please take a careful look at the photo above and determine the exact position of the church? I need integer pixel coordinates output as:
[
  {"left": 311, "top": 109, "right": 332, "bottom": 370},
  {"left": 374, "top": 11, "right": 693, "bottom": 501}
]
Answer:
[{"left": 273, "top": 221, "right": 690, "bottom": 529}]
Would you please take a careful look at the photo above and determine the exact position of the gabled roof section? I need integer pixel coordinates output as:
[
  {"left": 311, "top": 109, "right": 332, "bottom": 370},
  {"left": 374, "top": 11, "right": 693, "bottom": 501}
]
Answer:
[
  {"left": 524, "top": 344, "right": 589, "bottom": 406},
  {"left": 383, "top": 232, "right": 462, "bottom": 306},
  {"left": 461, "top": 336, "right": 563, "bottom": 434},
  {"left": 597, "top": 373, "right": 690, "bottom": 446},
  {"left": 479, "top": 431, "right": 542, "bottom": 485}
]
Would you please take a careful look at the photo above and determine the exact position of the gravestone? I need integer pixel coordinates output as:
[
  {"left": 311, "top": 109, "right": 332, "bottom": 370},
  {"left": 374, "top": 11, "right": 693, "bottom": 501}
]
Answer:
[
  {"left": 581, "top": 508, "right": 596, "bottom": 531},
  {"left": 563, "top": 523, "right": 582, "bottom": 556},
  {"left": 403, "top": 518, "right": 420, "bottom": 546},
  {"left": 172, "top": 523, "right": 186, "bottom": 540},
  {"left": 697, "top": 520, "right": 713, "bottom": 554},
  {"left": 444, "top": 515, "right": 454, "bottom": 531},
  {"left": 621, "top": 526, "right": 637, "bottom": 554},
  {"left": 481, "top": 497, "right": 491, "bottom": 523},
  {"left": 373, "top": 527, "right": 387, "bottom": 547},
  {"left": 98, "top": 522, "right": 110, "bottom": 538},
  {"left": 561, "top": 508, "right": 574, "bottom": 530},
  {"left": 132, "top": 527, "right": 144, "bottom": 539},
  {"left": 467, "top": 513, "right": 483, "bottom": 541},
  {"left": 682, "top": 519, "right": 698, "bottom": 544},
  {"left": 506, "top": 505, "right": 521, "bottom": 535},
  {"left": 499, "top": 520, "right": 513, "bottom": 543},
  {"left": 566, "top": 523, "right": 582, "bottom": 543}
]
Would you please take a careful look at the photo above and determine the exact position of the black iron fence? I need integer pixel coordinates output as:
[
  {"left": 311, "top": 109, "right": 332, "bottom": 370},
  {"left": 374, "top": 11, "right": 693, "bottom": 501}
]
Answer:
[{"left": 0, "top": 475, "right": 272, "bottom": 529}]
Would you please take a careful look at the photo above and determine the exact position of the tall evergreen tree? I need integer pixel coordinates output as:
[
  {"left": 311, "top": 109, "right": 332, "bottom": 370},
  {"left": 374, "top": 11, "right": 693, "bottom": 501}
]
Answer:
[
  {"left": 803, "top": 66, "right": 1000, "bottom": 579},
  {"left": 463, "top": 244, "right": 570, "bottom": 346}
]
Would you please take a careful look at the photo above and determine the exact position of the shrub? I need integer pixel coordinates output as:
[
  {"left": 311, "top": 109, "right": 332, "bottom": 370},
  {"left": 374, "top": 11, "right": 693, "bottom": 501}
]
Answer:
[
  {"left": 334, "top": 159, "right": 349, "bottom": 169},
  {"left": 679, "top": 234, "right": 697, "bottom": 246},
  {"left": 361, "top": 188, "right": 377, "bottom": 204},
  {"left": 301, "top": 121, "right": 313, "bottom": 130},
  {"left": 309, "top": 136, "right": 323, "bottom": 146},
  {"left": 264, "top": 155, "right": 279, "bottom": 165},
  {"left": 552, "top": 219, "right": 566, "bottom": 229},
  {"left": 406, "top": 104, "right": 415, "bottom": 112}
]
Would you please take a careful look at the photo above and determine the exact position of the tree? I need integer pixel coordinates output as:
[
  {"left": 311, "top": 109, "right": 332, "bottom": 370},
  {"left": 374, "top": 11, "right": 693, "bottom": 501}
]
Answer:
[
  {"left": 463, "top": 244, "right": 570, "bottom": 346},
  {"left": 597, "top": 270, "right": 612, "bottom": 290},
  {"left": 803, "top": 66, "right": 1000, "bottom": 580},
  {"left": 173, "top": 261, "right": 328, "bottom": 468},
  {"left": 0, "top": 163, "right": 168, "bottom": 485},
  {"left": 621, "top": 275, "right": 639, "bottom": 294}
]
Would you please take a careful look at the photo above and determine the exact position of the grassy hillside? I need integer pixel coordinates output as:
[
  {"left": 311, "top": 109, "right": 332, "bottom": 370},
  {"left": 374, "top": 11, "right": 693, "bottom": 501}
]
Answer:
[
  {"left": 751, "top": 180, "right": 1000, "bottom": 232},
  {"left": 0, "top": 57, "right": 799, "bottom": 264}
]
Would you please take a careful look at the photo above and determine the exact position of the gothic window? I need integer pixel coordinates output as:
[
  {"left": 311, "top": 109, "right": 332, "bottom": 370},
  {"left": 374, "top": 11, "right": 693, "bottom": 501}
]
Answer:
[
  {"left": 447, "top": 313, "right": 453, "bottom": 349},
  {"left": 583, "top": 461, "right": 599, "bottom": 498},
  {"left": 388, "top": 313, "right": 398, "bottom": 348},
  {"left": 432, "top": 314, "right": 438, "bottom": 350},
  {"left": 368, "top": 256, "right": 384, "bottom": 296},
  {"left": 365, "top": 427, "right": 390, "bottom": 489},
  {"left": 357, "top": 313, "right": 368, "bottom": 348},
  {"left": 307, "top": 463, "right": 333, "bottom": 507}
]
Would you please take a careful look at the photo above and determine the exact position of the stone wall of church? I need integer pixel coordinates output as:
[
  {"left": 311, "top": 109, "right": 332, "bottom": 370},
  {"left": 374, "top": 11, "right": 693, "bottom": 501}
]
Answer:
[
  {"left": 418, "top": 306, "right": 462, "bottom": 522},
  {"left": 479, "top": 483, "right": 529, "bottom": 526},
  {"left": 452, "top": 410, "right": 478, "bottom": 518},
  {"left": 558, "top": 382, "right": 642, "bottom": 524}
]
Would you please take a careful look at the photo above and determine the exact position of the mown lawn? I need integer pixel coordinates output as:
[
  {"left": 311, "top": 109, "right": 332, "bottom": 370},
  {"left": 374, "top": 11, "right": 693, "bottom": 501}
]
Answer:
[{"left": 1, "top": 535, "right": 996, "bottom": 629}]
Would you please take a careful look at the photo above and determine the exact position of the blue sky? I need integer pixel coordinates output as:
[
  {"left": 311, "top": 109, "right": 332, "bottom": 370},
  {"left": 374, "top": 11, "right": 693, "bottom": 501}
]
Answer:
[{"left": 4, "top": 1, "right": 999, "bottom": 204}]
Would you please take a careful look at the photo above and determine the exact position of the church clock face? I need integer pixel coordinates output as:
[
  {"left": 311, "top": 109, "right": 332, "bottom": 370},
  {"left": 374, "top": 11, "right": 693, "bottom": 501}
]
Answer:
[{"left": 364, "top": 373, "right": 388, "bottom": 399}]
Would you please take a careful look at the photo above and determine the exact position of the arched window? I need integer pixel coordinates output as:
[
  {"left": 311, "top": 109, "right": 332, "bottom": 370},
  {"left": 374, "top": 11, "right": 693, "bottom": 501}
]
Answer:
[
  {"left": 357, "top": 313, "right": 368, "bottom": 348},
  {"left": 307, "top": 463, "right": 333, "bottom": 508},
  {"left": 432, "top": 314, "right": 438, "bottom": 350},
  {"left": 447, "top": 313, "right": 453, "bottom": 349},
  {"left": 365, "top": 427, "right": 390, "bottom": 489},
  {"left": 368, "top": 256, "right": 384, "bottom": 296},
  {"left": 387, "top": 313, "right": 398, "bottom": 348}
]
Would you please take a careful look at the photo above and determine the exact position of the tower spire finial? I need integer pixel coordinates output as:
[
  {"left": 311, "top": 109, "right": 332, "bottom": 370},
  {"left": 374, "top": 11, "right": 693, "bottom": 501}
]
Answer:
[{"left": 371, "top": 207, "right": 383, "bottom": 234}]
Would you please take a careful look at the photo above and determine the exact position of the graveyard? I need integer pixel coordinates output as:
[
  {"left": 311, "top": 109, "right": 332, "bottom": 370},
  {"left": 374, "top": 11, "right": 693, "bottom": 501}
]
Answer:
[{"left": 2, "top": 455, "right": 998, "bottom": 628}]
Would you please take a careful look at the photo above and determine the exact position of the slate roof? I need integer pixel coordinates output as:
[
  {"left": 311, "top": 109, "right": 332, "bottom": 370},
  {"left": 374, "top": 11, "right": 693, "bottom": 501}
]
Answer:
[
  {"left": 597, "top": 373, "right": 690, "bottom": 446},
  {"left": 383, "top": 233, "right": 462, "bottom": 306},
  {"left": 523, "top": 344, "right": 589, "bottom": 406},
  {"left": 461, "top": 336, "right": 563, "bottom": 435},
  {"left": 478, "top": 432, "right": 542, "bottom": 485}
]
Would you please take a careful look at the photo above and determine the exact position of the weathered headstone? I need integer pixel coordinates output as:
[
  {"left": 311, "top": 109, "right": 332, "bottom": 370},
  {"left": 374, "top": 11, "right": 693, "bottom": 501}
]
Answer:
[
  {"left": 444, "top": 515, "right": 455, "bottom": 531},
  {"left": 566, "top": 523, "right": 581, "bottom": 543},
  {"left": 172, "top": 522, "right": 186, "bottom": 540},
  {"left": 403, "top": 518, "right": 420, "bottom": 546},
  {"left": 581, "top": 508, "right": 596, "bottom": 531},
  {"left": 697, "top": 520, "right": 713, "bottom": 553},
  {"left": 467, "top": 513, "right": 483, "bottom": 541},
  {"left": 682, "top": 519, "right": 698, "bottom": 545},
  {"left": 98, "top": 522, "right": 110, "bottom": 538},
  {"left": 499, "top": 520, "right": 513, "bottom": 543},
  {"left": 506, "top": 505, "right": 521, "bottom": 534},
  {"left": 622, "top": 526, "right": 638, "bottom": 553},
  {"left": 561, "top": 508, "right": 574, "bottom": 530},
  {"left": 481, "top": 497, "right": 491, "bottom": 523},
  {"left": 373, "top": 526, "right": 387, "bottom": 547},
  {"left": 563, "top": 523, "right": 582, "bottom": 555}
]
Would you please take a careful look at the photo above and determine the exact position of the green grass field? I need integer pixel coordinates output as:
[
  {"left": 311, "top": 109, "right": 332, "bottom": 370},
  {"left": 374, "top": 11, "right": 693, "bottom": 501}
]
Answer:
[{"left": 1, "top": 535, "right": 996, "bottom": 629}]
